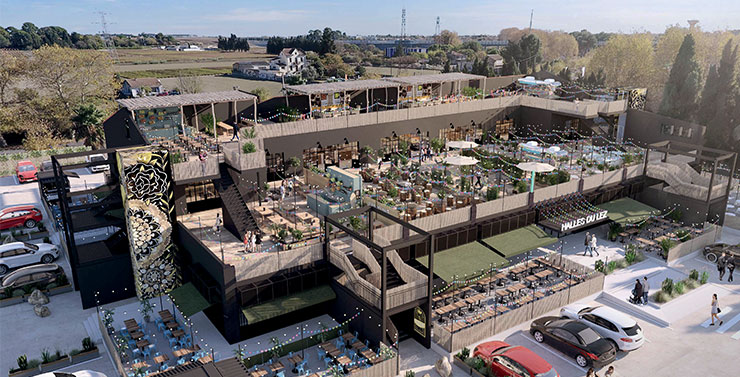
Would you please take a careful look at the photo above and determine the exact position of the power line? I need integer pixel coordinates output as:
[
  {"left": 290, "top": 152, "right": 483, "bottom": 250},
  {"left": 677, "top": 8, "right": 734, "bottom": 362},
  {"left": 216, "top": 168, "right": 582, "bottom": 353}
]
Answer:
[
  {"left": 93, "top": 11, "right": 119, "bottom": 63},
  {"left": 435, "top": 16, "right": 440, "bottom": 36}
]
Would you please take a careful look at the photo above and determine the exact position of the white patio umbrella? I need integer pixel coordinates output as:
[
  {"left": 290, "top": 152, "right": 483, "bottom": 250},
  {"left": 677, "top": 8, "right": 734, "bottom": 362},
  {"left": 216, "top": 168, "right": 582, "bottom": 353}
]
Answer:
[
  {"left": 446, "top": 140, "right": 479, "bottom": 150},
  {"left": 516, "top": 162, "right": 555, "bottom": 192},
  {"left": 444, "top": 155, "right": 479, "bottom": 166}
]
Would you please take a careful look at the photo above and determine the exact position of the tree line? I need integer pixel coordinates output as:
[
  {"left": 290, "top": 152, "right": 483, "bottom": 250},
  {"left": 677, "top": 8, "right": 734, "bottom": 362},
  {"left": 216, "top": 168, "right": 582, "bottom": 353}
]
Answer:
[
  {"left": 217, "top": 34, "right": 250, "bottom": 51},
  {"left": 1, "top": 22, "right": 177, "bottom": 50},
  {"left": 266, "top": 28, "right": 345, "bottom": 55}
]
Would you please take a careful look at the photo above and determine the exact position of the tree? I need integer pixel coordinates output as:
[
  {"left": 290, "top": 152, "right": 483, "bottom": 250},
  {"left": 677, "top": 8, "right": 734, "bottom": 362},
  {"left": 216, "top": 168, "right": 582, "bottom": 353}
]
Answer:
[
  {"left": 501, "top": 34, "right": 541, "bottom": 75},
  {"left": 176, "top": 75, "right": 201, "bottom": 94},
  {"left": 442, "top": 60, "right": 451, "bottom": 73},
  {"left": 251, "top": 87, "right": 269, "bottom": 102},
  {"left": 71, "top": 103, "right": 104, "bottom": 147},
  {"left": 702, "top": 40, "right": 738, "bottom": 151},
  {"left": 586, "top": 34, "right": 655, "bottom": 89},
  {"left": 436, "top": 30, "right": 461, "bottom": 46},
  {"left": 533, "top": 30, "right": 578, "bottom": 61},
  {"left": 570, "top": 30, "right": 597, "bottom": 56},
  {"left": 0, "top": 28, "right": 10, "bottom": 48},
  {"left": 659, "top": 34, "right": 702, "bottom": 121},
  {"left": 0, "top": 51, "right": 27, "bottom": 105},
  {"left": 321, "top": 53, "right": 352, "bottom": 78},
  {"left": 218, "top": 34, "right": 250, "bottom": 51},
  {"left": 697, "top": 65, "right": 719, "bottom": 127},
  {"left": 320, "top": 27, "right": 337, "bottom": 55}
]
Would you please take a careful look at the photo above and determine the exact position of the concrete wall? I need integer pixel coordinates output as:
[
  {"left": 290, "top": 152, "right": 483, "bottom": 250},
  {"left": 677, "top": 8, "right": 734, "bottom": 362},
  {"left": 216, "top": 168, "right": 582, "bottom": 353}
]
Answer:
[
  {"left": 666, "top": 224, "right": 722, "bottom": 263},
  {"left": 624, "top": 108, "right": 705, "bottom": 147}
]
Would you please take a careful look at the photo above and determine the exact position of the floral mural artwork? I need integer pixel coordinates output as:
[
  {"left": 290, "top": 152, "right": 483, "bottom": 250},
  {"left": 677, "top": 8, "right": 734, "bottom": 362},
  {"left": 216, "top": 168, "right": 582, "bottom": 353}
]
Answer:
[{"left": 118, "top": 147, "right": 180, "bottom": 299}]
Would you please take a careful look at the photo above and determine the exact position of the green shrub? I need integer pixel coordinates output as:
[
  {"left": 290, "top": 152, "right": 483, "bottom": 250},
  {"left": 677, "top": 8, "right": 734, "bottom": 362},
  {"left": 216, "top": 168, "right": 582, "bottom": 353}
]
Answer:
[
  {"left": 514, "top": 180, "right": 528, "bottom": 193},
  {"left": 242, "top": 142, "right": 257, "bottom": 154},
  {"left": 659, "top": 238, "right": 675, "bottom": 254},
  {"left": 668, "top": 209, "right": 682, "bottom": 223},
  {"left": 471, "top": 357, "right": 485, "bottom": 371},
  {"left": 405, "top": 371, "right": 416, "bottom": 377},
  {"left": 661, "top": 278, "right": 674, "bottom": 295},
  {"left": 685, "top": 279, "right": 700, "bottom": 290},
  {"left": 674, "top": 281, "right": 685, "bottom": 295},
  {"left": 41, "top": 349, "right": 52, "bottom": 364},
  {"left": 625, "top": 248, "right": 637, "bottom": 264},
  {"left": 675, "top": 229, "right": 691, "bottom": 242},
  {"left": 17, "top": 355, "right": 28, "bottom": 370},
  {"left": 486, "top": 186, "right": 499, "bottom": 201},
  {"left": 700, "top": 271, "right": 709, "bottom": 284},
  {"left": 82, "top": 337, "right": 95, "bottom": 352},
  {"left": 689, "top": 269, "right": 699, "bottom": 281},
  {"left": 69, "top": 349, "right": 81, "bottom": 356},
  {"left": 27, "top": 359, "right": 41, "bottom": 369},
  {"left": 456, "top": 347, "right": 470, "bottom": 361},
  {"left": 607, "top": 261, "right": 617, "bottom": 273},
  {"left": 12, "top": 289, "right": 24, "bottom": 297},
  {"left": 594, "top": 260, "right": 605, "bottom": 273}
]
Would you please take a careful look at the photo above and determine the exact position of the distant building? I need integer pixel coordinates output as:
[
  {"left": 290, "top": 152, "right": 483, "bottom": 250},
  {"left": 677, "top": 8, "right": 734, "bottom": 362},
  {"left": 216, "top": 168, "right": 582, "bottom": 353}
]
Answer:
[
  {"left": 448, "top": 51, "right": 472, "bottom": 71},
  {"left": 486, "top": 54, "right": 504, "bottom": 75},
  {"left": 165, "top": 44, "right": 202, "bottom": 51},
  {"left": 384, "top": 46, "right": 428, "bottom": 58},
  {"left": 121, "top": 78, "right": 164, "bottom": 98},
  {"left": 233, "top": 48, "right": 306, "bottom": 81}
]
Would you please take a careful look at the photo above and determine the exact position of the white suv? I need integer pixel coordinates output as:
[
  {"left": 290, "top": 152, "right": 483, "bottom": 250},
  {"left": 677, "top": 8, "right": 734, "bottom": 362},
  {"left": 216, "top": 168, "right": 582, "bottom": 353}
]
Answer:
[
  {"left": 560, "top": 304, "right": 644, "bottom": 351},
  {"left": 0, "top": 242, "right": 59, "bottom": 275},
  {"left": 86, "top": 154, "right": 110, "bottom": 173}
]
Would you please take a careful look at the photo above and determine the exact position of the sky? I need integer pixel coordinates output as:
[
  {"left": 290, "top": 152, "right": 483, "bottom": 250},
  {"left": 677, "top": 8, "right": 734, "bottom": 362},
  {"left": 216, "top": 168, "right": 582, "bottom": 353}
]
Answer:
[{"left": 1, "top": 0, "right": 738, "bottom": 37}]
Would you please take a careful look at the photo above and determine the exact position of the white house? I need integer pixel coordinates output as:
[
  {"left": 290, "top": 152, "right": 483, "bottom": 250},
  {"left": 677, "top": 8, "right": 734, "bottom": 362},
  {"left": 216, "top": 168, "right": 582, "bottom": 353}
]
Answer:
[
  {"left": 486, "top": 54, "right": 504, "bottom": 75},
  {"left": 121, "top": 78, "right": 165, "bottom": 98},
  {"left": 233, "top": 48, "right": 306, "bottom": 81}
]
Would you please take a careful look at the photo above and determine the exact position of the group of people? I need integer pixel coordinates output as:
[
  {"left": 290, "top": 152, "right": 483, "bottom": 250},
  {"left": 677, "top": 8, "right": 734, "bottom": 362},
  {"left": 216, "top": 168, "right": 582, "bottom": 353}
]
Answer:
[
  {"left": 717, "top": 252, "right": 736, "bottom": 282},
  {"left": 587, "top": 366, "right": 615, "bottom": 377},
  {"left": 583, "top": 232, "right": 600, "bottom": 257},
  {"left": 243, "top": 230, "right": 260, "bottom": 253},
  {"left": 631, "top": 276, "right": 650, "bottom": 305}
]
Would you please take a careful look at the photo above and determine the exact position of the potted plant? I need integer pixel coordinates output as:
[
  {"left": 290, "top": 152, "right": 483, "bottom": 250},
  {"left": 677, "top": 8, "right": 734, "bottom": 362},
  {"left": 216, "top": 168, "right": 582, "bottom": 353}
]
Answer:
[
  {"left": 40, "top": 348, "right": 69, "bottom": 372},
  {"left": 102, "top": 309, "right": 115, "bottom": 334},
  {"left": 140, "top": 299, "right": 153, "bottom": 323},
  {"left": 71, "top": 337, "right": 99, "bottom": 365}
]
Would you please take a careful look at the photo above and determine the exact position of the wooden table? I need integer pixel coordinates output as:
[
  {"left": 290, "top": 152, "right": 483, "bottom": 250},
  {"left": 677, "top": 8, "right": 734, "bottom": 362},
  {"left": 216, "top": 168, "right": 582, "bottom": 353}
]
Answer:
[
  {"left": 525, "top": 275, "right": 538, "bottom": 283},
  {"left": 495, "top": 289, "right": 509, "bottom": 297},
  {"left": 351, "top": 340, "right": 365, "bottom": 350},
  {"left": 535, "top": 270, "right": 553, "bottom": 279},
  {"left": 132, "top": 361, "right": 149, "bottom": 369},
  {"left": 197, "top": 355, "right": 213, "bottom": 364},
  {"left": 159, "top": 310, "right": 173, "bottom": 319},
  {"left": 296, "top": 212, "right": 314, "bottom": 222},
  {"left": 129, "top": 331, "right": 144, "bottom": 340},
  {"left": 172, "top": 329, "right": 185, "bottom": 338},
  {"left": 508, "top": 283, "right": 526, "bottom": 292},
  {"left": 154, "top": 354, "right": 169, "bottom": 364},
  {"left": 166, "top": 322, "right": 180, "bottom": 330},
  {"left": 287, "top": 354, "right": 303, "bottom": 366},
  {"left": 173, "top": 345, "right": 200, "bottom": 358},
  {"left": 268, "top": 361, "right": 284, "bottom": 373},
  {"left": 495, "top": 306, "right": 509, "bottom": 314},
  {"left": 465, "top": 294, "right": 486, "bottom": 304},
  {"left": 635, "top": 237, "right": 656, "bottom": 247},
  {"left": 336, "top": 355, "right": 352, "bottom": 365},
  {"left": 534, "top": 291, "right": 546, "bottom": 298},
  {"left": 267, "top": 215, "right": 289, "bottom": 226},
  {"left": 248, "top": 370, "right": 268, "bottom": 377},
  {"left": 255, "top": 207, "right": 274, "bottom": 219},
  {"left": 625, "top": 228, "right": 640, "bottom": 235},
  {"left": 342, "top": 332, "right": 355, "bottom": 343},
  {"left": 136, "top": 339, "right": 150, "bottom": 349}
]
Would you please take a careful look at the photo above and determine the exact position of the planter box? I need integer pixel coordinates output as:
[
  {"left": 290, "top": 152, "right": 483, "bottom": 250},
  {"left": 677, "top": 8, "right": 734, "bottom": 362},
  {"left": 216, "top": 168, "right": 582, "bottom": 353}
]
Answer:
[
  {"left": 305, "top": 170, "right": 330, "bottom": 188},
  {"left": 70, "top": 348, "right": 99, "bottom": 365},
  {"left": 46, "top": 284, "right": 73, "bottom": 297},
  {"left": 0, "top": 296, "right": 26, "bottom": 308},
  {"left": 8, "top": 368, "right": 40, "bottom": 377},
  {"left": 40, "top": 357, "right": 71, "bottom": 373},
  {"left": 472, "top": 368, "right": 487, "bottom": 377},
  {"left": 453, "top": 356, "right": 472, "bottom": 375}
]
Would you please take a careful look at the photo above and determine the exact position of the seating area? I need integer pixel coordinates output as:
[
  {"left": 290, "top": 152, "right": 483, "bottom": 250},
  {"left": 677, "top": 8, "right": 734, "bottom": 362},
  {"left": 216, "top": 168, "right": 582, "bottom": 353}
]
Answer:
[
  {"left": 119, "top": 309, "right": 211, "bottom": 377},
  {"left": 618, "top": 216, "right": 704, "bottom": 259},
  {"left": 149, "top": 131, "right": 221, "bottom": 163},
  {"left": 431, "top": 255, "right": 587, "bottom": 333},
  {"left": 242, "top": 330, "right": 388, "bottom": 377}
]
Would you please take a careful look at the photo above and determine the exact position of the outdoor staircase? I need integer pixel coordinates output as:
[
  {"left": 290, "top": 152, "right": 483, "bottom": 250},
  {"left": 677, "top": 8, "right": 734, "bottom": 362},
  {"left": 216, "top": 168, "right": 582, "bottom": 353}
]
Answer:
[
  {"left": 347, "top": 253, "right": 404, "bottom": 289},
  {"left": 214, "top": 165, "right": 259, "bottom": 238}
]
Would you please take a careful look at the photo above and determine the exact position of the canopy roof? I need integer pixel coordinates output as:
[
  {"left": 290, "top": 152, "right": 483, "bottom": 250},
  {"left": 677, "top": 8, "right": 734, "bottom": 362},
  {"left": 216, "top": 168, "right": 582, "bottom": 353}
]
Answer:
[
  {"left": 386, "top": 72, "right": 485, "bottom": 86},
  {"left": 241, "top": 285, "right": 335, "bottom": 324},
  {"left": 516, "top": 162, "right": 556, "bottom": 173},
  {"left": 482, "top": 225, "right": 558, "bottom": 258},
  {"left": 285, "top": 79, "right": 393, "bottom": 95},
  {"left": 597, "top": 197, "right": 660, "bottom": 226},
  {"left": 444, "top": 155, "right": 479, "bottom": 166},
  {"left": 417, "top": 241, "right": 508, "bottom": 283},
  {"left": 168, "top": 282, "right": 211, "bottom": 317},
  {"left": 117, "top": 90, "right": 256, "bottom": 110}
]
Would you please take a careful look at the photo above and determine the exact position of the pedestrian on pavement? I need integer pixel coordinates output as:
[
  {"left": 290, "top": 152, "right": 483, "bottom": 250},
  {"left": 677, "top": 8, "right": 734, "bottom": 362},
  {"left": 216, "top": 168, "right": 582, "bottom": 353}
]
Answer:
[
  {"left": 710, "top": 293, "right": 723, "bottom": 326},
  {"left": 243, "top": 230, "right": 250, "bottom": 253},
  {"left": 377, "top": 157, "right": 382, "bottom": 170},
  {"left": 642, "top": 276, "right": 650, "bottom": 305},
  {"left": 632, "top": 279, "right": 643, "bottom": 305},
  {"left": 586, "top": 367, "right": 598, "bottom": 377},
  {"left": 250, "top": 231, "right": 257, "bottom": 253},
  {"left": 604, "top": 366, "right": 614, "bottom": 377},
  {"left": 279, "top": 181, "right": 286, "bottom": 202},
  {"left": 230, "top": 121, "right": 240, "bottom": 141},
  {"left": 212, "top": 213, "right": 222, "bottom": 234},
  {"left": 583, "top": 232, "right": 591, "bottom": 256},
  {"left": 728, "top": 256, "right": 735, "bottom": 282},
  {"left": 718, "top": 252, "right": 727, "bottom": 281},
  {"left": 255, "top": 232, "right": 262, "bottom": 253},
  {"left": 590, "top": 233, "right": 599, "bottom": 256}
]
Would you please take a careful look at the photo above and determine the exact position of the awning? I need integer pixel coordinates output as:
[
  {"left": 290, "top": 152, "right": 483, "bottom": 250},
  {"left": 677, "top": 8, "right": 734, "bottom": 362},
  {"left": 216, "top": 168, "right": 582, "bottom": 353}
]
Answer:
[
  {"left": 597, "top": 198, "right": 660, "bottom": 226},
  {"left": 417, "top": 241, "right": 508, "bottom": 283},
  {"left": 242, "top": 285, "right": 336, "bottom": 325},
  {"left": 168, "top": 282, "right": 211, "bottom": 317},
  {"left": 482, "top": 225, "right": 558, "bottom": 258}
]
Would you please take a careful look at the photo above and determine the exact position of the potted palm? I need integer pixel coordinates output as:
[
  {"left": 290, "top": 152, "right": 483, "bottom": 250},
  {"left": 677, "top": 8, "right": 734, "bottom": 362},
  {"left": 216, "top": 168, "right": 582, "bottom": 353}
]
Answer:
[{"left": 140, "top": 299, "right": 153, "bottom": 323}]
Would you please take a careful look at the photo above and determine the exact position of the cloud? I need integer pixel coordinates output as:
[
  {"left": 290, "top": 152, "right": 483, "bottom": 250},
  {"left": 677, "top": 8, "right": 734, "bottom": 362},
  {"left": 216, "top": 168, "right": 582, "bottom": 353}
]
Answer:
[{"left": 207, "top": 9, "right": 314, "bottom": 22}]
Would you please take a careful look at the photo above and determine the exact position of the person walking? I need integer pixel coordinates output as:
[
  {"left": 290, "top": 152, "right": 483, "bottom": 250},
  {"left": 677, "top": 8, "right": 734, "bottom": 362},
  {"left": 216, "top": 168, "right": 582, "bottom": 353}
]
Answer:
[
  {"left": 633, "top": 279, "right": 643, "bottom": 305},
  {"left": 586, "top": 367, "right": 598, "bottom": 377},
  {"left": 710, "top": 293, "right": 723, "bottom": 326},
  {"left": 279, "top": 181, "right": 286, "bottom": 202},
  {"left": 642, "top": 276, "right": 650, "bottom": 305},
  {"left": 604, "top": 366, "right": 614, "bottom": 377},
  {"left": 212, "top": 213, "right": 222, "bottom": 234},
  {"left": 718, "top": 252, "right": 727, "bottom": 281},
  {"left": 230, "top": 121, "right": 240, "bottom": 141},
  {"left": 250, "top": 231, "right": 257, "bottom": 254},
  {"left": 728, "top": 256, "right": 735, "bottom": 282},
  {"left": 243, "top": 230, "right": 250, "bottom": 253},
  {"left": 590, "top": 233, "right": 599, "bottom": 257},
  {"left": 255, "top": 232, "right": 262, "bottom": 253},
  {"left": 377, "top": 157, "right": 382, "bottom": 171},
  {"left": 583, "top": 232, "right": 591, "bottom": 256}
]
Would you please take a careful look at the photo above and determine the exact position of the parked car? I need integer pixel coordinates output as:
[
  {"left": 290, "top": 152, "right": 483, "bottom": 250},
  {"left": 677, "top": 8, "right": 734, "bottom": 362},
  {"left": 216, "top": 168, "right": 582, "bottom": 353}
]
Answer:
[
  {"left": 703, "top": 243, "right": 740, "bottom": 266},
  {"left": 16, "top": 160, "right": 38, "bottom": 183},
  {"left": 0, "top": 263, "right": 61, "bottom": 288},
  {"left": 0, "top": 205, "right": 43, "bottom": 230},
  {"left": 0, "top": 242, "right": 59, "bottom": 275},
  {"left": 473, "top": 341, "right": 559, "bottom": 377},
  {"left": 36, "top": 371, "right": 107, "bottom": 377},
  {"left": 560, "top": 304, "right": 644, "bottom": 351},
  {"left": 86, "top": 154, "right": 110, "bottom": 173},
  {"left": 530, "top": 316, "right": 616, "bottom": 368}
]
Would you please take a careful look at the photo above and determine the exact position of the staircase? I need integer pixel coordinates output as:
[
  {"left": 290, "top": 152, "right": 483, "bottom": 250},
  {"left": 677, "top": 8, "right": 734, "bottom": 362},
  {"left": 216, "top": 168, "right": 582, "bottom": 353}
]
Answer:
[
  {"left": 347, "top": 253, "right": 404, "bottom": 289},
  {"left": 214, "top": 165, "right": 259, "bottom": 238}
]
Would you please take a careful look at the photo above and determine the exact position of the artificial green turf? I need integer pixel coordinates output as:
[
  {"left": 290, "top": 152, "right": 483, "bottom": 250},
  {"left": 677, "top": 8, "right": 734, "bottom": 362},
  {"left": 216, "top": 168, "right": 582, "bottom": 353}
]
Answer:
[
  {"left": 597, "top": 198, "right": 660, "bottom": 226},
  {"left": 417, "top": 241, "right": 509, "bottom": 283},
  {"left": 482, "top": 225, "right": 558, "bottom": 257},
  {"left": 168, "top": 282, "right": 211, "bottom": 317},
  {"left": 242, "top": 285, "right": 336, "bottom": 324}
]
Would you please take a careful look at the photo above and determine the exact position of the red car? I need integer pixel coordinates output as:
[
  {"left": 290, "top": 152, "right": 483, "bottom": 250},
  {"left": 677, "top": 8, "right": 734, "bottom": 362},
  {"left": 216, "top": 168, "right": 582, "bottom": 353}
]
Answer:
[
  {"left": 16, "top": 160, "right": 38, "bottom": 183},
  {"left": 0, "top": 206, "right": 43, "bottom": 230},
  {"left": 474, "top": 341, "right": 559, "bottom": 377}
]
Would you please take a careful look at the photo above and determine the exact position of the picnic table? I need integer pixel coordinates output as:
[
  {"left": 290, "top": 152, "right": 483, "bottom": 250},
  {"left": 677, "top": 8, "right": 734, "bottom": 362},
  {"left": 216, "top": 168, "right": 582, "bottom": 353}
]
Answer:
[
  {"left": 465, "top": 293, "right": 486, "bottom": 304},
  {"left": 124, "top": 319, "right": 139, "bottom": 332},
  {"left": 336, "top": 355, "right": 352, "bottom": 366},
  {"left": 136, "top": 339, "right": 150, "bottom": 350},
  {"left": 360, "top": 349, "right": 381, "bottom": 364},
  {"left": 132, "top": 361, "right": 149, "bottom": 369},
  {"left": 495, "top": 289, "right": 509, "bottom": 297},
  {"left": 534, "top": 291, "right": 546, "bottom": 299},
  {"left": 248, "top": 370, "right": 268, "bottom": 377},
  {"left": 534, "top": 270, "right": 553, "bottom": 280},
  {"left": 129, "top": 331, "right": 144, "bottom": 340},
  {"left": 172, "top": 329, "right": 185, "bottom": 338},
  {"left": 268, "top": 361, "right": 284, "bottom": 373},
  {"left": 287, "top": 353, "right": 303, "bottom": 367},
  {"left": 635, "top": 237, "right": 656, "bottom": 247},
  {"left": 154, "top": 354, "right": 169, "bottom": 364},
  {"left": 351, "top": 340, "right": 366, "bottom": 350},
  {"left": 341, "top": 332, "right": 355, "bottom": 343},
  {"left": 525, "top": 275, "right": 538, "bottom": 283},
  {"left": 197, "top": 355, "right": 213, "bottom": 364},
  {"left": 495, "top": 306, "right": 510, "bottom": 314},
  {"left": 166, "top": 322, "right": 180, "bottom": 330},
  {"left": 173, "top": 345, "right": 200, "bottom": 357}
]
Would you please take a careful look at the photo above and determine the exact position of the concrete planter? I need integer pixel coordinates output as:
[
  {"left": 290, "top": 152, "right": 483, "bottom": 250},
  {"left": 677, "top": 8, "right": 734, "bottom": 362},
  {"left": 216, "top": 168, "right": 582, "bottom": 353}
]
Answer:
[
  {"left": 305, "top": 170, "right": 330, "bottom": 188},
  {"left": 453, "top": 356, "right": 472, "bottom": 375},
  {"left": 8, "top": 367, "right": 40, "bottom": 377},
  {"left": 46, "top": 284, "right": 73, "bottom": 297},
  {"left": 0, "top": 296, "right": 26, "bottom": 308},
  {"left": 39, "top": 357, "right": 70, "bottom": 373},
  {"left": 70, "top": 348, "right": 99, "bottom": 365}
]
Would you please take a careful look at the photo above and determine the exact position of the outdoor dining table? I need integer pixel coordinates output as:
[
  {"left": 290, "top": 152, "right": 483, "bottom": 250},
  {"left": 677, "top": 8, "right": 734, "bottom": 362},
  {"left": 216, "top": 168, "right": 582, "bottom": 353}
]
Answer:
[
  {"left": 336, "top": 355, "right": 352, "bottom": 366},
  {"left": 129, "top": 331, "right": 144, "bottom": 340},
  {"left": 535, "top": 270, "right": 553, "bottom": 280},
  {"left": 153, "top": 354, "right": 169, "bottom": 365},
  {"left": 248, "top": 369, "right": 268, "bottom": 377},
  {"left": 351, "top": 340, "right": 365, "bottom": 350},
  {"left": 159, "top": 310, "right": 173, "bottom": 320},
  {"left": 172, "top": 329, "right": 185, "bottom": 338},
  {"left": 166, "top": 322, "right": 179, "bottom": 330},
  {"left": 197, "top": 355, "right": 213, "bottom": 364},
  {"left": 635, "top": 237, "right": 656, "bottom": 247},
  {"left": 268, "top": 361, "right": 284, "bottom": 373},
  {"left": 132, "top": 361, "right": 149, "bottom": 369},
  {"left": 255, "top": 207, "right": 274, "bottom": 219},
  {"left": 341, "top": 332, "right": 355, "bottom": 343},
  {"left": 136, "top": 339, "right": 150, "bottom": 350}
]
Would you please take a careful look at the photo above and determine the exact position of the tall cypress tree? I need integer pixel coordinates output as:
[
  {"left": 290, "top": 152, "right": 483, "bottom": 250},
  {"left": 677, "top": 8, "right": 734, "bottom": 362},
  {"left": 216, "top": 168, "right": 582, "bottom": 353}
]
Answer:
[
  {"left": 698, "top": 65, "right": 719, "bottom": 127},
  {"left": 659, "top": 34, "right": 702, "bottom": 121},
  {"left": 703, "top": 40, "right": 738, "bottom": 150}
]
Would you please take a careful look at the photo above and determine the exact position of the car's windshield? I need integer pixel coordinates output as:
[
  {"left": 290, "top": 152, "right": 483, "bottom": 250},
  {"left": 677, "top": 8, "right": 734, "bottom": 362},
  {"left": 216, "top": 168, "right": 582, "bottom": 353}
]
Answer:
[
  {"left": 18, "top": 165, "right": 35, "bottom": 172},
  {"left": 623, "top": 324, "right": 640, "bottom": 336},
  {"left": 90, "top": 155, "right": 105, "bottom": 162},
  {"left": 22, "top": 242, "right": 40, "bottom": 251},
  {"left": 536, "top": 368, "right": 559, "bottom": 377},
  {"left": 578, "top": 328, "right": 602, "bottom": 345}
]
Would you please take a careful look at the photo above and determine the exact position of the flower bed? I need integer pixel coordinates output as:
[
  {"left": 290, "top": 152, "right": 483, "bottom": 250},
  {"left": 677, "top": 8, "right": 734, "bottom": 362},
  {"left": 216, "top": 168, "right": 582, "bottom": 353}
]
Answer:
[
  {"left": 8, "top": 338, "right": 98, "bottom": 377},
  {"left": 652, "top": 269, "right": 709, "bottom": 303},
  {"left": 594, "top": 246, "right": 645, "bottom": 275}
]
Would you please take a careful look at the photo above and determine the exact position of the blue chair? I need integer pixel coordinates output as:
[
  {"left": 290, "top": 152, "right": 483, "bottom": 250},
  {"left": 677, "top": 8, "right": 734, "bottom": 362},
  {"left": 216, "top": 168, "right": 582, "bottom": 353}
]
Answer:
[
  {"left": 148, "top": 344, "right": 157, "bottom": 355},
  {"left": 275, "top": 372, "right": 285, "bottom": 377},
  {"left": 303, "top": 370, "right": 312, "bottom": 376},
  {"left": 132, "top": 348, "right": 142, "bottom": 359},
  {"left": 169, "top": 337, "right": 179, "bottom": 348},
  {"left": 159, "top": 364, "right": 168, "bottom": 372},
  {"left": 317, "top": 348, "right": 326, "bottom": 360},
  {"left": 127, "top": 372, "right": 136, "bottom": 377},
  {"left": 142, "top": 347, "right": 151, "bottom": 359},
  {"left": 156, "top": 319, "right": 166, "bottom": 332},
  {"left": 334, "top": 339, "right": 344, "bottom": 350},
  {"left": 177, "top": 357, "right": 186, "bottom": 365},
  {"left": 128, "top": 339, "right": 137, "bottom": 349},
  {"left": 164, "top": 329, "right": 172, "bottom": 338},
  {"left": 172, "top": 345, "right": 181, "bottom": 351},
  {"left": 323, "top": 357, "right": 333, "bottom": 368},
  {"left": 120, "top": 327, "right": 130, "bottom": 337},
  {"left": 348, "top": 349, "right": 357, "bottom": 360},
  {"left": 338, "top": 329, "right": 343, "bottom": 336}
]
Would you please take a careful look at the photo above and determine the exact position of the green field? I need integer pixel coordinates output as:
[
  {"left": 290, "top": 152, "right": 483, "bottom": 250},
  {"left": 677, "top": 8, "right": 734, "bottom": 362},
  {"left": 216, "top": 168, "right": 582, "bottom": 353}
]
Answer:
[
  {"left": 597, "top": 198, "right": 660, "bottom": 225},
  {"left": 118, "top": 67, "right": 233, "bottom": 79},
  {"left": 482, "top": 225, "right": 558, "bottom": 257},
  {"left": 417, "top": 241, "right": 508, "bottom": 283},
  {"left": 242, "top": 285, "right": 336, "bottom": 324}
]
